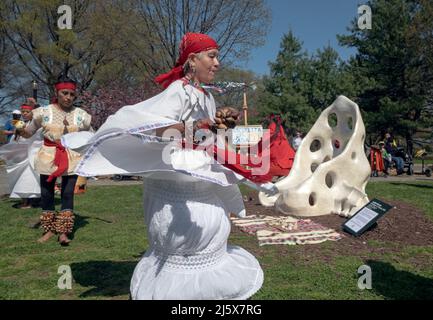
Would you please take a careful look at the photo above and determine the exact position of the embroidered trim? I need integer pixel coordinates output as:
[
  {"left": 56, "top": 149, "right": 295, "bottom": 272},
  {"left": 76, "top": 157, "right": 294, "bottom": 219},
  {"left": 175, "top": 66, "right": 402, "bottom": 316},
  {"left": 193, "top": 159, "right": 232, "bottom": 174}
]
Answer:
[
  {"left": 41, "top": 105, "right": 53, "bottom": 126},
  {"left": 152, "top": 245, "right": 226, "bottom": 270},
  {"left": 74, "top": 120, "right": 177, "bottom": 175}
]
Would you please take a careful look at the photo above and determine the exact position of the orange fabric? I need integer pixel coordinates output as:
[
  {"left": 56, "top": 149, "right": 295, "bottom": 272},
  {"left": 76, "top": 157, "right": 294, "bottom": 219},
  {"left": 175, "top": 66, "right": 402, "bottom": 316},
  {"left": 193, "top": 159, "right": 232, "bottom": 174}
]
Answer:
[
  {"left": 370, "top": 147, "right": 384, "bottom": 172},
  {"left": 181, "top": 115, "right": 295, "bottom": 183},
  {"left": 210, "top": 115, "right": 295, "bottom": 181},
  {"left": 267, "top": 118, "right": 295, "bottom": 177}
]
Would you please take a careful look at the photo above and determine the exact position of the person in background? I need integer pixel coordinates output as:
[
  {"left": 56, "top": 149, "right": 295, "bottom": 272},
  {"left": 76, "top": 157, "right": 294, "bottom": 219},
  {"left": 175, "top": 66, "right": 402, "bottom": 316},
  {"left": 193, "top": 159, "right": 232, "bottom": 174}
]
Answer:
[
  {"left": 3, "top": 110, "right": 22, "bottom": 143},
  {"left": 16, "top": 75, "right": 92, "bottom": 245},
  {"left": 0, "top": 102, "right": 42, "bottom": 209},
  {"left": 378, "top": 141, "right": 391, "bottom": 176},
  {"left": 15, "top": 102, "right": 41, "bottom": 208},
  {"left": 292, "top": 131, "right": 303, "bottom": 151},
  {"left": 384, "top": 132, "right": 404, "bottom": 175}
]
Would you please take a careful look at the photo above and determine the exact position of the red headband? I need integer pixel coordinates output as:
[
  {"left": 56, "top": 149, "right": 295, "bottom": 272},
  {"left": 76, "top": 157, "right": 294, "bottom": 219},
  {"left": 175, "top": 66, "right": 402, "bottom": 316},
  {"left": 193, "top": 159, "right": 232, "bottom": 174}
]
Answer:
[
  {"left": 55, "top": 82, "right": 76, "bottom": 91},
  {"left": 155, "top": 33, "right": 219, "bottom": 89},
  {"left": 20, "top": 104, "right": 33, "bottom": 110}
]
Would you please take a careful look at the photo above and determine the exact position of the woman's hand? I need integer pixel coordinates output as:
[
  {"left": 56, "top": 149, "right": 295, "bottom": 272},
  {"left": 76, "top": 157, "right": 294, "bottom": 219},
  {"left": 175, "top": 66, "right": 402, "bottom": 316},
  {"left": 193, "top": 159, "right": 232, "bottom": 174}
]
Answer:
[{"left": 193, "top": 118, "right": 214, "bottom": 131}]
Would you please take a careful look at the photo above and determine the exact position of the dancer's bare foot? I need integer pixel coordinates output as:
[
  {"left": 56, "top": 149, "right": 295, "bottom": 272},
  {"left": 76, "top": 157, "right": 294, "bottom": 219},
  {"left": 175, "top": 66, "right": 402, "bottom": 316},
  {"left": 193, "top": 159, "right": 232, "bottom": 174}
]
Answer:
[
  {"left": 19, "top": 198, "right": 34, "bottom": 208},
  {"left": 37, "top": 231, "right": 55, "bottom": 243},
  {"left": 58, "top": 233, "right": 71, "bottom": 246},
  {"left": 18, "top": 202, "right": 32, "bottom": 209}
]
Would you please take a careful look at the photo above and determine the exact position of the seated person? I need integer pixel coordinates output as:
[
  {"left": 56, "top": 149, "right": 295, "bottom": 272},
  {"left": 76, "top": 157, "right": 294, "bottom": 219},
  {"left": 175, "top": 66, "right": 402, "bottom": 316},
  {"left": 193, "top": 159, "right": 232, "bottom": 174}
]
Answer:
[
  {"left": 384, "top": 133, "right": 404, "bottom": 175},
  {"left": 3, "top": 110, "right": 22, "bottom": 143},
  {"left": 378, "top": 141, "right": 391, "bottom": 175}
]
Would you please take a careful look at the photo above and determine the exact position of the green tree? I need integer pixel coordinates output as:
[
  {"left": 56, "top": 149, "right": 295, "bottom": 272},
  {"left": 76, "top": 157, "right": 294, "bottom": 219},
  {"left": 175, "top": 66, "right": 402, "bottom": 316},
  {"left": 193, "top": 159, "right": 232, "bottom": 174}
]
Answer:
[
  {"left": 406, "top": 0, "right": 433, "bottom": 127},
  {"left": 306, "top": 46, "right": 360, "bottom": 111},
  {"left": 0, "top": 0, "right": 139, "bottom": 100},
  {"left": 259, "top": 30, "right": 358, "bottom": 135},
  {"left": 338, "top": 0, "right": 432, "bottom": 148},
  {"left": 259, "top": 31, "right": 317, "bottom": 134}
]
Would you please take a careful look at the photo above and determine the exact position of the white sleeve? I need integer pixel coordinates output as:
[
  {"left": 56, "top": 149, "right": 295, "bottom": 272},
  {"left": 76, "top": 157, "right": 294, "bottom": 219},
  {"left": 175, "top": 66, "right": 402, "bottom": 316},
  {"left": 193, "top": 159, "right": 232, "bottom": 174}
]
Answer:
[
  {"left": 95, "top": 80, "right": 188, "bottom": 134},
  {"left": 25, "top": 108, "right": 43, "bottom": 136}
]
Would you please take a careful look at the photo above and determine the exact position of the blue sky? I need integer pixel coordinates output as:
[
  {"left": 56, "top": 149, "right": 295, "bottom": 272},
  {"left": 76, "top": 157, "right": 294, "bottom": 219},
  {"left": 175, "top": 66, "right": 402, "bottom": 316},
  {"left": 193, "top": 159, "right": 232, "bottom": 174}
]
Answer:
[{"left": 243, "top": 0, "right": 363, "bottom": 75}]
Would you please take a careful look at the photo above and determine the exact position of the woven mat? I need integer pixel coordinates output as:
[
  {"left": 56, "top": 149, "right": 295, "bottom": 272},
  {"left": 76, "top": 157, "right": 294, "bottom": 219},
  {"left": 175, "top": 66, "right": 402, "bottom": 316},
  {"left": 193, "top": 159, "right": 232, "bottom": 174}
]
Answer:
[{"left": 230, "top": 215, "right": 342, "bottom": 246}]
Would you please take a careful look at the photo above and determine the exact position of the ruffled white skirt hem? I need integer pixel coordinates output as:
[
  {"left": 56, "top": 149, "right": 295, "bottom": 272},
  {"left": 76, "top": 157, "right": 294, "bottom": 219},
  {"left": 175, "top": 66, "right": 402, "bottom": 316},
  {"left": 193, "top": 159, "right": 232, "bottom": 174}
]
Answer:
[{"left": 130, "top": 245, "right": 263, "bottom": 300}]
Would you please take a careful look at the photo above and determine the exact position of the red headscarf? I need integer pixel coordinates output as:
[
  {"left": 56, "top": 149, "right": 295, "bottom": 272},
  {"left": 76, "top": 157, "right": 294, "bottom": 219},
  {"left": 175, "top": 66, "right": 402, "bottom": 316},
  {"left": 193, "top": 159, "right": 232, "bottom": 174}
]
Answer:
[{"left": 155, "top": 33, "right": 219, "bottom": 89}]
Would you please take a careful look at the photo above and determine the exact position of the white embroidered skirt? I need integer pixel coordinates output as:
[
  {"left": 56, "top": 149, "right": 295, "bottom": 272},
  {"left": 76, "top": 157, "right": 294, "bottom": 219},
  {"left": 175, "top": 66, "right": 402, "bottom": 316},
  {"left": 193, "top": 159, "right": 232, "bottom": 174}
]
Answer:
[{"left": 130, "top": 178, "right": 264, "bottom": 300}]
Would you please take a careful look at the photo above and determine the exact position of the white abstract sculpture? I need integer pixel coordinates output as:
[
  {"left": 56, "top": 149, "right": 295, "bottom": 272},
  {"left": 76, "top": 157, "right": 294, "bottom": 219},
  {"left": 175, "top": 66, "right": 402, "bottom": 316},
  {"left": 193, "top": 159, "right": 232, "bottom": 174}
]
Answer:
[{"left": 259, "top": 95, "right": 371, "bottom": 217}]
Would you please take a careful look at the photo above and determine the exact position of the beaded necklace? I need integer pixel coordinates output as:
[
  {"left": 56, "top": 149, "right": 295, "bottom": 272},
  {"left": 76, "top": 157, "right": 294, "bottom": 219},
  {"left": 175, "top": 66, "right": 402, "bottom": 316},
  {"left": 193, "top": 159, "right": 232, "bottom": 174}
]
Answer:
[{"left": 182, "top": 77, "right": 210, "bottom": 95}]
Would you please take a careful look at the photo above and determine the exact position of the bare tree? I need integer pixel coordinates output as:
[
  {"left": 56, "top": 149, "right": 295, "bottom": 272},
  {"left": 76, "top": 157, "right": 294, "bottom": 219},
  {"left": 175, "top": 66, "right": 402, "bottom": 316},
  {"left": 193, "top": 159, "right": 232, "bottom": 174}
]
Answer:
[
  {"left": 0, "top": 0, "right": 133, "bottom": 99},
  {"left": 130, "top": 0, "right": 271, "bottom": 81},
  {"left": 0, "top": 21, "right": 27, "bottom": 114},
  {"left": 0, "top": 0, "right": 270, "bottom": 105}
]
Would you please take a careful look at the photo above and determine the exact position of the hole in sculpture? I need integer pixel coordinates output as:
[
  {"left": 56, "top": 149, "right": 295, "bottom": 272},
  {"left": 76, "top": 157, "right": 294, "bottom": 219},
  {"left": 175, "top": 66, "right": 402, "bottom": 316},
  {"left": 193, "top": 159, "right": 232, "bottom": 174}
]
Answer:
[
  {"left": 311, "top": 163, "right": 319, "bottom": 173},
  {"left": 325, "top": 172, "right": 334, "bottom": 188},
  {"left": 328, "top": 113, "right": 338, "bottom": 128},
  {"left": 309, "top": 193, "right": 316, "bottom": 206},
  {"left": 323, "top": 156, "right": 331, "bottom": 162},
  {"left": 351, "top": 152, "right": 356, "bottom": 160},
  {"left": 347, "top": 117, "right": 353, "bottom": 130},
  {"left": 310, "top": 139, "right": 321, "bottom": 152}
]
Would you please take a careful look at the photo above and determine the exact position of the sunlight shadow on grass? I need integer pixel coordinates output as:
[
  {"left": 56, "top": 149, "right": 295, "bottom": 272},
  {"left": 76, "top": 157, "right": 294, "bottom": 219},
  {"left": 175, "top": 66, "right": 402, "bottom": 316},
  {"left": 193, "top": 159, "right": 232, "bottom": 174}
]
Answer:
[
  {"left": 366, "top": 260, "right": 433, "bottom": 299},
  {"left": 71, "top": 260, "right": 137, "bottom": 298}
]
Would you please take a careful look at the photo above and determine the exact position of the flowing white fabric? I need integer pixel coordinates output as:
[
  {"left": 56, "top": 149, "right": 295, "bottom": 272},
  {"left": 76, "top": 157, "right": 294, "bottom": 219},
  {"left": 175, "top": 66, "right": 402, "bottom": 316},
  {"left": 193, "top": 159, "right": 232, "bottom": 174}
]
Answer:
[
  {"left": 62, "top": 80, "right": 264, "bottom": 300},
  {"left": 0, "top": 130, "right": 42, "bottom": 198},
  {"left": 62, "top": 82, "right": 245, "bottom": 186}
]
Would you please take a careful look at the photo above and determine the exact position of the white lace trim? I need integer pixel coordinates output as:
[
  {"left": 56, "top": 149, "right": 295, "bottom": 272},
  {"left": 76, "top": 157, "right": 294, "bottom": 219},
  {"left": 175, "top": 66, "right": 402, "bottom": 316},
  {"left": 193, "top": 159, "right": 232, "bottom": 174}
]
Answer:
[{"left": 152, "top": 245, "right": 226, "bottom": 270}]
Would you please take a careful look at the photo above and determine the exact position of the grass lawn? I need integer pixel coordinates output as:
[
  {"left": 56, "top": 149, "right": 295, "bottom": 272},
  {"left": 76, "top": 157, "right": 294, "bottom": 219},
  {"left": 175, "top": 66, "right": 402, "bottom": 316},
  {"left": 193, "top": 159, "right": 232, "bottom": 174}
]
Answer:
[
  {"left": 413, "top": 158, "right": 433, "bottom": 165},
  {"left": 1, "top": 180, "right": 433, "bottom": 300}
]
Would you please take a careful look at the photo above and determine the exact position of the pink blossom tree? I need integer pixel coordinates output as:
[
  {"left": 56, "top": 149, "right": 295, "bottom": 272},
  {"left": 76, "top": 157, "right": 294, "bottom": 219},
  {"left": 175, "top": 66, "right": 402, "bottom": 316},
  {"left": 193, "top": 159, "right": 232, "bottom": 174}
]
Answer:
[{"left": 79, "top": 81, "right": 159, "bottom": 130}]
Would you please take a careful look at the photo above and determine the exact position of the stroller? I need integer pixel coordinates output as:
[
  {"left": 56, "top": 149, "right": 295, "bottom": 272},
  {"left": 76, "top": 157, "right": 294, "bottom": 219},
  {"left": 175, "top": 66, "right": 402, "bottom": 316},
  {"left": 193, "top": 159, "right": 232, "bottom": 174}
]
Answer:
[{"left": 390, "top": 147, "right": 414, "bottom": 175}]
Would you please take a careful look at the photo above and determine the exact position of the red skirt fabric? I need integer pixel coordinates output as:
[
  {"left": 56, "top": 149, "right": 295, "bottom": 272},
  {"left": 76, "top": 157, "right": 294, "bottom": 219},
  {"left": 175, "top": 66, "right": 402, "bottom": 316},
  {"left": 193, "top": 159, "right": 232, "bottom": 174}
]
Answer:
[{"left": 370, "top": 147, "right": 384, "bottom": 171}]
